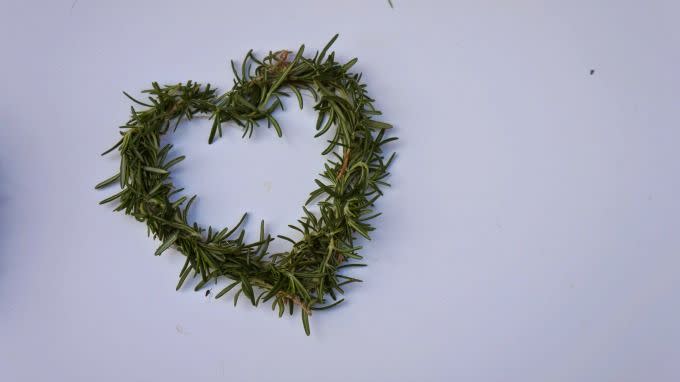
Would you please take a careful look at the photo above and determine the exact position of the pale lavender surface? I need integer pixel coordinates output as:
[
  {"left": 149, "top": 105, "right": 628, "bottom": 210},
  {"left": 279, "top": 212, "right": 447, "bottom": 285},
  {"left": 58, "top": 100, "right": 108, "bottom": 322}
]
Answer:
[{"left": 1, "top": 1, "right": 679, "bottom": 381}]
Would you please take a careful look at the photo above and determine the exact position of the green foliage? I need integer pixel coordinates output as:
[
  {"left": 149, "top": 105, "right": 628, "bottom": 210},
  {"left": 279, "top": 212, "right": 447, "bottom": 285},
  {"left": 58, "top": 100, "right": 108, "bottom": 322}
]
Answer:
[{"left": 96, "top": 35, "right": 397, "bottom": 335}]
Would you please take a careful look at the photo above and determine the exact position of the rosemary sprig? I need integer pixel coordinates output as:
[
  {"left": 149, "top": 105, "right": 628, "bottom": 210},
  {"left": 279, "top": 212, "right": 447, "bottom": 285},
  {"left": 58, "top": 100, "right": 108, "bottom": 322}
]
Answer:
[{"left": 95, "top": 35, "right": 397, "bottom": 335}]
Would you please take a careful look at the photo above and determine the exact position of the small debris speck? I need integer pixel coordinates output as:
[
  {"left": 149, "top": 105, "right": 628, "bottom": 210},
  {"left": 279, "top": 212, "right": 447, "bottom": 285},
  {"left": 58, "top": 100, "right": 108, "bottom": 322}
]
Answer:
[
  {"left": 205, "top": 289, "right": 211, "bottom": 297},
  {"left": 589, "top": 69, "right": 595, "bottom": 75}
]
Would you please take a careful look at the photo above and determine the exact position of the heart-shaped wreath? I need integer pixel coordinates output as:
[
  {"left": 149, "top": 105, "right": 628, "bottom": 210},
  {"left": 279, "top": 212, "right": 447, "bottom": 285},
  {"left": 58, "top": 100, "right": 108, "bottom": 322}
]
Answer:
[{"left": 95, "top": 35, "right": 396, "bottom": 335}]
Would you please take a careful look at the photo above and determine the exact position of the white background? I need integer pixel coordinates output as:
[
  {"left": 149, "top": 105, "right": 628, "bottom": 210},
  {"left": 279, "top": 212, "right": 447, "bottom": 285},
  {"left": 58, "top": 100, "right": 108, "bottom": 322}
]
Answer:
[{"left": 2, "top": 1, "right": 679, "bottom": 381}]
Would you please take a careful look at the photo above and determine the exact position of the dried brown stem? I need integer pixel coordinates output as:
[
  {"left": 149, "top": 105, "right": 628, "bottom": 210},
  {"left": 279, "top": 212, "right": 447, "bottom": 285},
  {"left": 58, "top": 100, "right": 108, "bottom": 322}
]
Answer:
[
  {"left": 277, "top": 291, "right": 311, "bottom": 315},
  {"left": 337, "top": 148, "right": 351, "bottom": 179}
]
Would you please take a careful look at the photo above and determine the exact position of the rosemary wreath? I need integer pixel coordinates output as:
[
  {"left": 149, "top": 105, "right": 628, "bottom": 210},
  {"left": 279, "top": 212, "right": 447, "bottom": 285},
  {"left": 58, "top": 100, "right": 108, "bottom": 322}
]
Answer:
[{"left": 95, "top": 35, "right": 396, "bottom": 335}]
